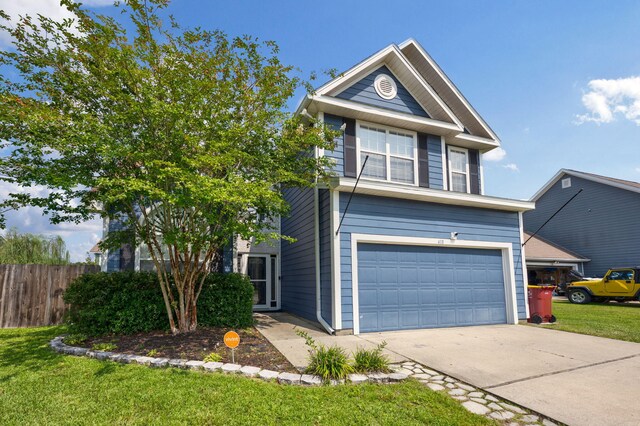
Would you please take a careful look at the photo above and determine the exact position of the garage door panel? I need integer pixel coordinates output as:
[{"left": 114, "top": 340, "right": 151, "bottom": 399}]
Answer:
[{"left": 358, "top": 244, "right": 507, "bottom": 332}]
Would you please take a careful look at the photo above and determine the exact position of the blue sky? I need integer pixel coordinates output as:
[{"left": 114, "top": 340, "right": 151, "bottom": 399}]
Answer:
[{"left": 1, "top": 0, "right": 639, "bottom": 260}]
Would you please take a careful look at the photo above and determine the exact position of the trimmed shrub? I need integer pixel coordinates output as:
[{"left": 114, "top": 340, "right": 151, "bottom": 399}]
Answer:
[
  {"left": 64, "top": 271, "right": 166, "bottom": 336},
  {"left": 197, "top": 273, "right": 254, "bottom": 328},
  {"left": 64, "top": 271, "right": 254, "bottom": 336},
  {"left": 297, "top": 330, "right": 353, "bottom": 382}
]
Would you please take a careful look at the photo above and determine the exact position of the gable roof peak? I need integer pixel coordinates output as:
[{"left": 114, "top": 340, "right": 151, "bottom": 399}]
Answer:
[{"left": 530, "top": 168, "right": 640, "bottom": 201}]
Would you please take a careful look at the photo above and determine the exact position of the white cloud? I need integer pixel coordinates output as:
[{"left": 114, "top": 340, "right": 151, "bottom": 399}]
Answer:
[
  {"left": 503, "top": 163, "right": 519, "bottom": 172},
  {"left": 0, "top": 0, "right": 113, "bottom": 47},
  {"left": 482, "top": 147, "right": 507, "bottom": 162},
  {"left": 575, "top": 76, "right": 640, "bottom": 125}
]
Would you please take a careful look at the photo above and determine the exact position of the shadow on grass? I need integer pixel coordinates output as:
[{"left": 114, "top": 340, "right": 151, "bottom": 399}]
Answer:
[{"left": 0, "top": 326, "right": 65, "bottom": 373}]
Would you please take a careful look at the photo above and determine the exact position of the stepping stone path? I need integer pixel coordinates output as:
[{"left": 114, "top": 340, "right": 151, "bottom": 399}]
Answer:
[{"left": 389, "top": 361, "right": 559, "bottom": 425}]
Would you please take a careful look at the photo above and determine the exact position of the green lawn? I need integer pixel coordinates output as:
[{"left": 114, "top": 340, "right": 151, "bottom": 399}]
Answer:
[
  {"left": 546, "top": 299, "right": 640, "bottom": 343},
  {"left": 0, "top": 327, "right": 491, "bottom": 425}
]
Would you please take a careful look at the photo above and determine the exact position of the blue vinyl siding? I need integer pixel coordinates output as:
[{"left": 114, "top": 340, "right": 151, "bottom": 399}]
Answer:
[
  {"left": 281, "top": 187, "right": 317, "bottom": 321},
  {"left": 427, "top": 135, "right": 443, "bottom": 189},
  {"left": 339, "top": 193, "right": 526, "bottom": 329},
  {"left": 336, "top": 66, "right": 429, "bottom": 118},
  {"left": 105, "top": 217, "right": 125, "bottom": 272},
  {"left": 324, "top": 114, "right": 344, "bottom": 176},
  {"left": 524, "top": 174, "right": 640, "bottom": 277},
  {"left": 318, "top": 189, "right": 332, "bottom": 325}
]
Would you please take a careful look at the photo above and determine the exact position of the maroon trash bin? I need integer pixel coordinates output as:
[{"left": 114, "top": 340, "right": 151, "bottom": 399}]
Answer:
[{"left": 527, "top": 285, "right": 557, "bottom": 324}]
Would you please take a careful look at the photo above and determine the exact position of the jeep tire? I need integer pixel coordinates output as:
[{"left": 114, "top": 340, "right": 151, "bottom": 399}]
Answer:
[{"left": 568, "top": 289, "right": 591, "bottom": 304}]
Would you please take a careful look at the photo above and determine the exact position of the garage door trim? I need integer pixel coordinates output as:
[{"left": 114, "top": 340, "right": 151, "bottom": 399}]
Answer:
[{"left": 350, "top": 233, "right": 518, "bottom": 335}]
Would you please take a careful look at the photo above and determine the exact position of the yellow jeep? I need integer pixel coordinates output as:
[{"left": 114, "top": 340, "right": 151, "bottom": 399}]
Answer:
[{"left": 566, "top": 267, "right": 640, "bottom": 304}]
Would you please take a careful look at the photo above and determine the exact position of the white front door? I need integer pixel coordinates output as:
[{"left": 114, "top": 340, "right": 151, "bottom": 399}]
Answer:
[{"left": 244, "top": 254, "right": 278, "bottom": 310}]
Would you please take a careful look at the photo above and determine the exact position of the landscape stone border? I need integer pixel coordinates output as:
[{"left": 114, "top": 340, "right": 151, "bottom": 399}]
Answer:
[
  {"left": 390, "top": 361, "right": 560, "bottom": 426},
  {"left": 51, "top": 336, "right": 561, "bottom": 425},
  {"left": 49, "top": 336, "right": 408, "bottom": 386}
]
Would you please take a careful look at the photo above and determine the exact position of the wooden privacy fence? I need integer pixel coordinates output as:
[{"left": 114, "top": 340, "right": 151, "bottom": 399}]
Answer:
[{"left": 0, "top": 264, "right": 100, "bottom": 328}]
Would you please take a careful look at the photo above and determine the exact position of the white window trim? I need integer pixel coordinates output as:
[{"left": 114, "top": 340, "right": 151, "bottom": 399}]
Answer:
[
  {"left": 441, "top": 136, "right": 448, "bottom": 190},
  {"left": 355, "top": 120, "right": 418, "bottom": 186},
  {"left": 447, "top": 145, "right": 471, "bottom": 194},
  {"left": 350, "top": 233, "right": 519, "bottom": 335}
]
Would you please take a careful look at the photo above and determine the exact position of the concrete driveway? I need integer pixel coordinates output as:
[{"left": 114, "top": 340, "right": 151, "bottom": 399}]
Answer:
[{"left": 257, "top": 313, "right": 640, "bottom": 426}]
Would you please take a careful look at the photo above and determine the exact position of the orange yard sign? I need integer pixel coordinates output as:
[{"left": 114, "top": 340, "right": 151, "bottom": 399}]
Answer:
[{"left": 223, "top": 331, "right": 240, "bottom": 349}]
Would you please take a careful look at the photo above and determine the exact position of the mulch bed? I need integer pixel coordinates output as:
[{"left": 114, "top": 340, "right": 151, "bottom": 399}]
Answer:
[{"left": 85, "top": 327, "right": 297, "bottom": 372}]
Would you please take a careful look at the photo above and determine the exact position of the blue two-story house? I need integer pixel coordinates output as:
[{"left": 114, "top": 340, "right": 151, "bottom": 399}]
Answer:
[
  {"left": 276, "top": 39, "right": 534, "bottom": 335},
  {"left": 102, "top": 39, "right": 535, "bottom": 335}
]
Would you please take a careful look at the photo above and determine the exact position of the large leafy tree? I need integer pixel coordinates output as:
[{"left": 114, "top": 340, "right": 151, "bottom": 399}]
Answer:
[
  {"left": 0, "top": 0, "right": 335, "bottom": 333},
  {"left": 0, "top": 228, "right": 71, "bottom": 265}
]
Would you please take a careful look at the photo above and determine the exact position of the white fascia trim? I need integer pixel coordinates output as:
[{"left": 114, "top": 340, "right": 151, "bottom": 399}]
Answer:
[
  {"left": 398, "top": 38, "right": 500, "bottom": 143},
  {"left": 441, "top": 136, "right": 448, "bottom": 190},
  {"left": 350, "top": 233, "right": 518, "bottom": 335},
  {"left": 452, "top": 133, "right": 500, "bottom": 149},
  {"left": 527, "top": 261, "right": 583, "bottom": 268},
  {"left": 309, "top": 95, "right": 462, "bottom": 133},
  {"left": 317, "top": 111, "right": 325, "bottom": 157},
  {"left": 479, "top": 152, "right": 485, "bottom": 195},
  {"left": 526, "top": 257, "right": 590, "bottom": 262},
  {"left": 332, "top": 177, "right": 535, "bottom": 212},
  {"left": 330, "top": 190, "right": 342, "bottom": 329},
  {"left": 519, "top": 212, "right": 529, "bottom": 319},
  {"left": 530, "top": 168, "right": 640, "bottom": 202}
]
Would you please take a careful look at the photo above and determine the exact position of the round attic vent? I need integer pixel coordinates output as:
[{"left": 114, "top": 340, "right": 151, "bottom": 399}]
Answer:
[{"left": 374, "top": 74, "right": 397, "bottom": 100}]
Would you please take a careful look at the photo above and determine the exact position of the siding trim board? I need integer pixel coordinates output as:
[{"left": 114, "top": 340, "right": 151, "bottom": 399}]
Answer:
[
  {"left": 349, "top": 233, "right": 518, "bottom": 335},
  {"left": 330, "top": 189, "right": 342, "bottom": 329}
]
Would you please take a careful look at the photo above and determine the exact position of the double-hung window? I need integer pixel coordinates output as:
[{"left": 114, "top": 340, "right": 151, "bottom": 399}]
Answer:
[
  {"left": 358, "top": 124, "right": 416, "bottom": 185},
  {"left": 448, "top": 146, "right": 469, "bottom": 193}
]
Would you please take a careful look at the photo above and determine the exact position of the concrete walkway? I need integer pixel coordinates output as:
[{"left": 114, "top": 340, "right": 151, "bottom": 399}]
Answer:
[{"left": 256, "top": 312, "right": 640, "bottom": 426}]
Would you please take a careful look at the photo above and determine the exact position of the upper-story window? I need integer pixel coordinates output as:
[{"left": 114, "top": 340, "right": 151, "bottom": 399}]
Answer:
[
  {"left": 448, "top": 146, "right": 469, "bottom": 193},
  {"left": 358, "top": 123, "right": 417, "bottom": 185}
]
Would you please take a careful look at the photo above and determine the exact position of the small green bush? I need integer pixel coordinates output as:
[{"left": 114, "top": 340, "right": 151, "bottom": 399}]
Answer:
[
  {"left": 64, "top": 271, "right": 167, "bottom": 336},
  {"left": 146, "top": 349, "right": 159, "bottom": 357},
  {"left": 92, "top": 342, "right": 117, "bottom": 351},
  {"left": 197, "top": 273, "right": 254, "bottom": 328},
  {"left": 203, "top": 352, "right": 222, "bottom": 363},
  {"left": 353, "top": 342, "right": 390, "bottom": 373},
  {"left": 64, "top": 333, "right": 87, "bottom": 346},
  {"left": 64, "top": 271, "right": 254, "bottom": 336},
  {"left": 297, "top": 330, "right": 353, "bottom": 382}
]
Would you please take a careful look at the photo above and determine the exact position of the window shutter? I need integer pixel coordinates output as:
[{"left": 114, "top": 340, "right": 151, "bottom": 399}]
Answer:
[
  {"left": 469, "top": 149, "right": 480, "bottom": 194},
  {"left": 343, "top": 118, "right": 357, "bottom": 177},
  {"left": 417, "top": 133, "right": 429, "bottom": 188}
]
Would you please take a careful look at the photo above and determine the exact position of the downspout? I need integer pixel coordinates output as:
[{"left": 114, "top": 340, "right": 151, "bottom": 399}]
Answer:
[{"left": 314, "top": 146, "right": 335, "bottom": 334}]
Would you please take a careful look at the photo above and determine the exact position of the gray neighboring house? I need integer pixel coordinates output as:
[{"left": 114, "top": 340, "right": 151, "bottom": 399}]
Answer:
[{"left": 524, "top": 169, "right": 640, "bottom": 277}]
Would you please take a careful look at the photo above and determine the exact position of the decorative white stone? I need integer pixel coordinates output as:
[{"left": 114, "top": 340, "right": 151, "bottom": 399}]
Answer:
[
  {"left": 499, "top": 402, "right": 526, "bottom": 414},
  {"left": 329, "top": 379, "right": 345, "bottom": 385},
  {"left": 301, "top": 374, "right": 322, "bottom": 385},
  {"left": 168, "top": 359, "right": 187, "bottom": 369},
  {"left": 448, "top": 388, "right": 467, "bottom": 396},
  {"left": 239, "top": 366, "right": 261, "bottom": 377},
  {"left": 203, "top": 362, "right": 223, "bottom": 371},
  {"left": 487, "top": 402, "right": 504, "bottom": 411},
  {"left": 278, "top": 372, "right": 301, "bottom": 384},
  {"left": 348, "top": 374, "right": 368, "bottom": 384},
  {"left": 412, "top": 373, "right": 432, "bottom": 380},
  {"left": 456, "top": 383, "right": 476, "bottom": 392},
  {"left": 486, "top": 394, "right": 499, "bottom": 402},
  {"left": 150, "top": 358, "right": 170, "bottom": 368},
  {"left": 445, "top": 383, "right": 456, "bottom": 389},
  {"left": 430, "top": 375, "right": 444, "bottom": 381},
  {"left": 118, "top": 354, "right": 137, "bottom": 364},
  {"left": 72, "top": 347, "right": 88, "bottom": 356},
  {"left": 95, "top": 351, "right": 112, "bottom": 361},
  {"left": 431, "top": 380, "right": 445, "bottom": 384},
  {"left": 422, "top": 369, "right": 439, "bottom": 375},
  {"left": 461, "top": 401, "right": 490, "bottom": 415},
  {"left": 396, "top": 368, "right": 414, "bottom": 375},
  {"left": 85, "top": 351, "right": 97, "bottom": 358},
  {"left": 521, "top": 414, "right": 540, "bottom": 423},
  {"left": 185, "top": 360, "right": 205, "bottom": 370},
  {"left": 542, "top": 419, "right": 558, "bottom": 426},
  {"left": 452, "top": 395, "right": 468, "bottom": 401},
  {"left": 387, "top": 372, "right": 408, "bottom": 382},
  {"left": 470, "top": 397, "right": 487, "bottom": 405},
  {"left": 426, "top": 383, "right": 445, "bottom": 391},
  {"left": 221, "top": 363, "right": 242, "bottom": 373},
  {"left": 444, "top": 377, "right": 455, "bottom": 383},
  {"left": 490, "top": 411, "right": 515, "bottom": 420},
  {"left": 468, "top": 391, "right": 484, "bottom": 398},
  {"left": 367, "top": 373, "right": 389, "bottom": 383},
  {"left": 135, "top": 356, "right": 154, "bottom": 366},
  {"left": 258, "top": 369, "right": 280, "bottom": 380}
]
